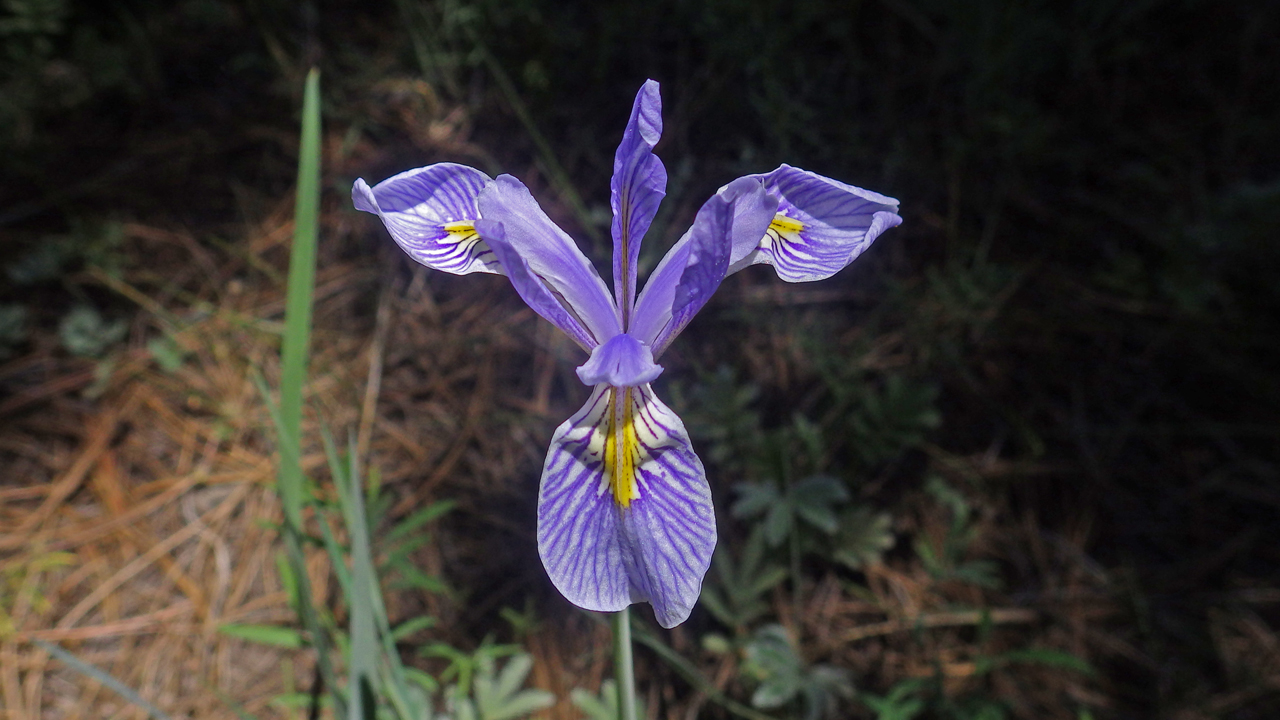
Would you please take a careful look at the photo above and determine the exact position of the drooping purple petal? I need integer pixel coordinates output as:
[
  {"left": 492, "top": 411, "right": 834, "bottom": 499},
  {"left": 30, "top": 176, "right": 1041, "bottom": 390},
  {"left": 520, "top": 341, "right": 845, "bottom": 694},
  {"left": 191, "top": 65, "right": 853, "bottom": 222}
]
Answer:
[
  {"left": 631, "top": 177, "right": 776, "bottom": 355},
  {"left": 576, "top": 333, "right": 663, "bottom": 387},
  {"left": 610, "top": 79, "right": 668, "bottom": 325},
  {"left": 727, "top": 164, "right": 902, "bottom": 281},
  {"left": 352, "top": 163, "right": 500, "bottom": 275},
  {"left": 474, "top": 219, "right": 598, "bottom": 351},
  {"left": 478, "top": 175, "right": 621, "bottom": 344},
  {"left": 538, "top": 384, "right": 716, "bottom": 628}
]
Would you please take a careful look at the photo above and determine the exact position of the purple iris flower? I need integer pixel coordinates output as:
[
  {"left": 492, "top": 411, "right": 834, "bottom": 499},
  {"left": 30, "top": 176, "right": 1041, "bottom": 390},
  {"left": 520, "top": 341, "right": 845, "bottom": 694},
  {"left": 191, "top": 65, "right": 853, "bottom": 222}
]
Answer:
[{"left": 353, "top": 80, "right": 901, "bottom": 628}]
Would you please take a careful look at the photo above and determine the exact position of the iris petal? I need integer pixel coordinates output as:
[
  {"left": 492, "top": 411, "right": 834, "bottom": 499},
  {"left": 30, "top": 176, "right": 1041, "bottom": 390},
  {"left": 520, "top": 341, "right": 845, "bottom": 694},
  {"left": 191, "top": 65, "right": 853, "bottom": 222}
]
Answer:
[
  {"left": 478, "top": 175, "right": 622, "bottom": 344},
  {"left": 353, "top": 163, "right": 500, "bottom": 275},
  {"left": 727, "top": 164, "right": 902, "bottom": 281},
  {"left": 631, "top": 177, "right": 775, "bottom": 355},
  {"left": 538, "top": 384, "right": 716, "bottom": 628},
  {"left": 473, "top": 220, "right": 598, "bottom": 350},
  {"left": 610, "top": 79, "right": 668, "bottom": 323}
]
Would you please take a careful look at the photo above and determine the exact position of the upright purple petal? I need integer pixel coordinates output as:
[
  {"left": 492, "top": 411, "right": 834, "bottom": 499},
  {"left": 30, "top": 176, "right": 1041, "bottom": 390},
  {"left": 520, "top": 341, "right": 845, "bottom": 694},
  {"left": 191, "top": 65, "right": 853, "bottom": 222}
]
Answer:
[
  {"left": 610, "top": 79, "right": 668, "bottom": 325},
  {"left": 631, "top": 178, "right": 776, "bottom": 355},
  {"left": 473, "top": 220, "right": 598, "bottom": 351},
  {"left": 352, "top": 163, "right": 500, "bottom": 275},
  {"left": 727, "top": 164, "right": 902, "bottom": 281},
  {"left": 478, "top": 175, "right": 621, "bottom": 344},
  {"left": 538, "top": 384, "right": 716, "bottom": 628}
]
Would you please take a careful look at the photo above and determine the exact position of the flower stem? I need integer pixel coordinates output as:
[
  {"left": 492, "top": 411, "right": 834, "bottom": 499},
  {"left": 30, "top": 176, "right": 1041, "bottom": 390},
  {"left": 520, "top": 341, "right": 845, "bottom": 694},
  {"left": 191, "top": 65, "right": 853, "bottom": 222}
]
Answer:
[{"left": 613, "top": 607, "right": 638, "bottom": 720}]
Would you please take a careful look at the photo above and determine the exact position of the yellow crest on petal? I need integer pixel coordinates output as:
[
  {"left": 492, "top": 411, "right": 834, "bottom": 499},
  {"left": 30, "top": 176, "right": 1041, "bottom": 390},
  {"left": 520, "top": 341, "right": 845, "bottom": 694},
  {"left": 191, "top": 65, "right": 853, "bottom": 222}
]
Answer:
[
  {"left": 767, "top": 213, "right": 805, "bottom": 240},
  {"left": 442, "top": 220, "right": 480, "bottom": 244},
  {"left": 604, "top": 388, "right": 642, "bottom": 507}
]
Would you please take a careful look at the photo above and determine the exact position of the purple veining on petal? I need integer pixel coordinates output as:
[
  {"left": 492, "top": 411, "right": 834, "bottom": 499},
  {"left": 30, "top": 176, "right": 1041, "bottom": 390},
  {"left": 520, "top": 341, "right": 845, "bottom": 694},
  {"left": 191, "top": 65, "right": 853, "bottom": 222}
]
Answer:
[
  {"left": 478, "top": 175, "right": 621, "bottom": 343},
  {"left": 352, "top": 163, "right": 500, "bottom": 275},
  {"left": 615, "top": 383, "right": 716, "bottom": 628},
  {"left": 610, "top": 79, "right": 668, "bottom": 325},
  {"left": 474, "top": 219, "right": 597, "bottom": 351},
  {"left": 537, "top": 383, "right": 716, "bottom": 628},
  {"left": 729, "top": 164, "right": 902, "bottom": 281},
  {"left": 537, "top": 385, "right": 630, "bottom": 613},
  {"left": 576, "top": 333, "right": 663, "bottom": 387}
]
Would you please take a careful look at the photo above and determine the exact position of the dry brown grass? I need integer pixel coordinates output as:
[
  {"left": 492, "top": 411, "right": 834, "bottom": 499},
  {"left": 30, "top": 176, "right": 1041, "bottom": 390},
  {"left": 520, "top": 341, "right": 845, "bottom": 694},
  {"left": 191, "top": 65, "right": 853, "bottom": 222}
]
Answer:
[
  {"left": 2, "top": 212, "right": 333, "bottom": 717},
  {"left": 0, "top": 184, "right": 527, "bottom": 715}
]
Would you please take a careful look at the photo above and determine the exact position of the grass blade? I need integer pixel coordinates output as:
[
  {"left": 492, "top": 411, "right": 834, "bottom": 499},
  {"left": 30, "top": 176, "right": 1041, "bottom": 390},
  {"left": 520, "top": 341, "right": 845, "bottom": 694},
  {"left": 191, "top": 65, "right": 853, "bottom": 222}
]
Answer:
[
  {"left": 346, "top": 437, "right": 379, "bottom": 720},
  {"left": 324, "top": 429, "right": 423, "bottom": 718},
  {"left": 279, "top": 66, "right": 322, "bottom": 533},
  {"left": 266, "top": 66, "right": 344, "bottom": 718},
  {"left": 35, "top": 640, "right": 174, "bottom": 720}
]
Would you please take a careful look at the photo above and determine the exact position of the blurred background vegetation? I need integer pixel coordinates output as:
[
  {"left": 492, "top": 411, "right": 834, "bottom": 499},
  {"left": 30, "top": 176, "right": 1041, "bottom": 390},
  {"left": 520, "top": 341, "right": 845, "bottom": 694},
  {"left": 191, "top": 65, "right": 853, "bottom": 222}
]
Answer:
[{"left": 1, "top": 0, "right": 1278, "bottom": 718}]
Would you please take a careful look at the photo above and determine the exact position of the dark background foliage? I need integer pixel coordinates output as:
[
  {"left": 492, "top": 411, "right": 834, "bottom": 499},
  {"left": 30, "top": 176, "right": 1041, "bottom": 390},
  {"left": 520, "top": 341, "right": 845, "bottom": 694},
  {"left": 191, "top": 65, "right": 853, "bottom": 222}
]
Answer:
[{"left": 2, "top": 0, "right": 1278, "bottom": 717}]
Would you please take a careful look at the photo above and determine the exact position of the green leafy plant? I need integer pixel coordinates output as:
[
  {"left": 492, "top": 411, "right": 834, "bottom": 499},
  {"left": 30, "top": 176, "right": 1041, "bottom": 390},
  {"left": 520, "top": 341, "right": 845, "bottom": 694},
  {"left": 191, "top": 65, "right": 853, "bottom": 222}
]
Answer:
[
  {"left": 732, "top": 474, "right": 850, "bottom": 549},
  {"left": 378, "top": 495, "right": 455, "bottom": 596},
  {"left": 676, "top": 364, "right": 763, "bottom": 474},
  {"left": 700, "top": 527, "right": 789, "bottom": 638},
  {"left": 222, "top": 429, "right": 448, "bottom": 718},
  {"left": 217, "top": 623, "right": 303, "bottom": 649},
  {"left": 498, "top": 599, "right": 540, "bottom": 640},
  {"left": 732, "top": 453, "right": 851, "bottom": 620},
  {"left": 571, "top": 679, "right": 646, "bottom": 720},
  {"left": 58, "top": 305, "right": 126, "bottom": 357},
  {"left": 859, "top": 680, "right": 926, "bottom": 720},
  {"left": 741, "top": 624, "right": 854, "bottom": 720},
  {"left": 974, "top": 647, "right": 1093, "bottom": 678},
  {"left": 846, "top": 375, "right": 942, "bottom": 467},
  {"left": 830, "top": 506, "right": 896, "bottom": 571},
  {"left": 440, "top": 651, "right": 554, "bottom": 720},
  {"left": 146, "top": 334, "right": 187, "bottom": 372},
  {"left": 420, "top": 642, "right": 521, "bottom": 699},
  {"left": 914, "top": 477, "right": 1001, "bottom": 589},
  {"left": 6, "top": 221, "right": 125, "bottom": 285}
]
